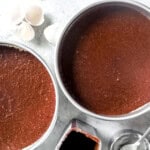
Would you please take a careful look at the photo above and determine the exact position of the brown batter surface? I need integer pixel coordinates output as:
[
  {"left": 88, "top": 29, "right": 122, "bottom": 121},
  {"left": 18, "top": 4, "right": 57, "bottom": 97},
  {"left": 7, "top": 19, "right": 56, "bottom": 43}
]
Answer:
[
  {"left": 0, "top": 46, "right": 55, "bottom": 149},
  {"left": 61, "top": 6, "right": 150, "bottom": 115}
]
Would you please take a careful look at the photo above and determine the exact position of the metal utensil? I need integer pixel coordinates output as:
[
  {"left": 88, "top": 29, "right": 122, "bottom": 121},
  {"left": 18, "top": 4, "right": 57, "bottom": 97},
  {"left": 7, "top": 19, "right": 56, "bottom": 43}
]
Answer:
[{"left": 120, "top": 127, "right": 150, "bottom": 150}]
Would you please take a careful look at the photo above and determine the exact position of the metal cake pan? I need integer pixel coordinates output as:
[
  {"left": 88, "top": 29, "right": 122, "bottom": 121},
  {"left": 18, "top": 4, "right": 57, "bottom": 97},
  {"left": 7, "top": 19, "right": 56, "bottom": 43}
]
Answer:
[{"left": 55, "top": 0, "right": 150, "bottom": 120}]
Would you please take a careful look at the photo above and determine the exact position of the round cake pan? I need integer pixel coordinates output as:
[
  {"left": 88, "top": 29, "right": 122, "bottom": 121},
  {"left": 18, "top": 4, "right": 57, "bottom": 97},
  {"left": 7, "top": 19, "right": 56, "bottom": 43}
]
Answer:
[
  {"left": 0, "top": 41, "right": 59, "bottom": 150},
  {"left": 55, "top": 0, "right": 150, "bottom": 121}
]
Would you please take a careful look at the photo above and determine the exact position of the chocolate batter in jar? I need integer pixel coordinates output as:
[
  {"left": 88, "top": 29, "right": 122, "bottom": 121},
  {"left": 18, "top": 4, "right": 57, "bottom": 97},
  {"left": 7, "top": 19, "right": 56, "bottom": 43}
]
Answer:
[
  {"left": 0, "top": 46, "right": 56, "bottom": 149},
  {"left": 60, "top": 5, "right": 150, "bottom": 115}
]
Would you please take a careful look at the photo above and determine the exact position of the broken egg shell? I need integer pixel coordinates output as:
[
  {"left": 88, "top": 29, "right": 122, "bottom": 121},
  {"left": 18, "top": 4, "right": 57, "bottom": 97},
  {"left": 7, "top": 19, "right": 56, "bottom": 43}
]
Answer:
[
  {"left": 0, "top": 1, "right": 25, "bottom": 26},
  {"left": 25, "top": 4, "right": 44, "bottom": 26},
  {"left": 7, "top": 4, "right": 25, "bottom": 25},
  {"left": 15, "top": 21, "right": 35, "bottom": 41},
  {"left": 44, "top": 23, "right": 63, "bottom": 45}
]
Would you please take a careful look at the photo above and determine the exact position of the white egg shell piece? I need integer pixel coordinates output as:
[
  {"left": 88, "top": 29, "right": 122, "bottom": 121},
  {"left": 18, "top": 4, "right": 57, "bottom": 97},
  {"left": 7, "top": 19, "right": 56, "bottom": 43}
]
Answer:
[
  {"left": 16, "top": 21, "right": 35, "bottom": 41},
  {"left": 25, "top": 4, "right": 44, "bottom": 26},
  {"left": 0, "top": 0, "right": 24, "bottom": 26},
  {"left": 44, "top": 23, "right": 63, "bottom": 45},
  {"left": 7, "top": 4, "right": 25, "bottom": 25}
]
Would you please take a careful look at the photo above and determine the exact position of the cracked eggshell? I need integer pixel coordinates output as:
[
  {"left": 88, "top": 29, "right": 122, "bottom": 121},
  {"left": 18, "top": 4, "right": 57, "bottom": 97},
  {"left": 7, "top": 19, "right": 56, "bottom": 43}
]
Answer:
[
  {"left": 0, "top": 1, "right": 24, "bottom": 30},
  {"left": 16, "top": 21, "right": 35, "bottom": 41},
  {"left": 44, "top": 23, "right": 63, "bottom": 45},
  {"left": 7, "top": 4, "right": 25, "bottom": 25},
  {"left": 25, "top": 4, "right": 44, "bottom": 26}
]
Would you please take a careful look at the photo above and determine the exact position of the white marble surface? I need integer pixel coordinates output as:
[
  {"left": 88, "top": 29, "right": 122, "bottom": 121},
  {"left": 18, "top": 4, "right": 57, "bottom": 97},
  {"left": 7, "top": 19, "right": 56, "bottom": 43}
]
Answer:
[{"left": 0, "top": 0, "right": 150, "bottom": 150}]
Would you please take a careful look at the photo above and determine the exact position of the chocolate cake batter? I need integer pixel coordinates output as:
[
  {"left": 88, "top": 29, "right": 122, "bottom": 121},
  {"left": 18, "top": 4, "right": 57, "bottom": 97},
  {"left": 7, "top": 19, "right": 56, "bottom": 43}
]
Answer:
[
  {"left": 60, "top": 6, "right": 150, "bottom": 115},
  {"left": 0, "top": 46, "right": 55, "bottom": 149}
]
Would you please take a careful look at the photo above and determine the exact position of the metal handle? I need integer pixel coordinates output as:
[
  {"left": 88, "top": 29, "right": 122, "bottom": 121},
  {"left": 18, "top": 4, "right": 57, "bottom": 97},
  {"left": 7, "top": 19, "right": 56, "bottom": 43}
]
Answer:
[{"left": 137, "top": 127, "right": 150, "bottom": 143}]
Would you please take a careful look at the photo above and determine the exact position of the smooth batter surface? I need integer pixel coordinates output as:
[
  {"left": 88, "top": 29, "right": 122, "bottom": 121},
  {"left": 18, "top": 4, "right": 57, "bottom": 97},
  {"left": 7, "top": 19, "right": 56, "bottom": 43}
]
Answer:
[
  {"left": 61, "top": 6, "right": 150, "bottom": 115},
  {"left": 0, "top": 46, "right": 55, "bottom": 149}
]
